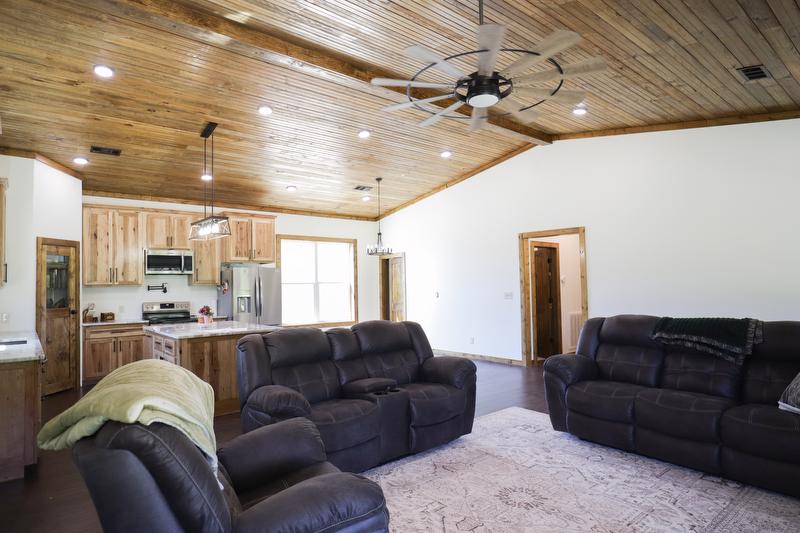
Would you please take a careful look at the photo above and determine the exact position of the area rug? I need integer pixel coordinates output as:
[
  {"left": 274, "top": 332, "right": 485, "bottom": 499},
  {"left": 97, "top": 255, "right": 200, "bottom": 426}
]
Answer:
[{"left": 365, "top": 407, "right": 800, "bottom": 532}]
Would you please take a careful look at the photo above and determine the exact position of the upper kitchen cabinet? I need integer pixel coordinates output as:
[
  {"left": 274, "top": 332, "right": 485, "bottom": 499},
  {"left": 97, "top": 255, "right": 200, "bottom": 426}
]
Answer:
[
  {"left": 191, "top": 238, "right": 220, "bottom": 285},
  {"left": 221, "top": 214, "right": 275, "bottom": 263},
  {"left": 83, "top": 207, "right": 143, "bottom": 286},
  {"left": 145, "top": 212, "right": 192, "bottom": 250}
]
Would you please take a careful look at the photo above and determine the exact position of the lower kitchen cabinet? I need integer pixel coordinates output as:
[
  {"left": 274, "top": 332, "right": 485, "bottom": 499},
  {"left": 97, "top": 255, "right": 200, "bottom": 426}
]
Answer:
[{"left": 82, "top": 324, "right": 147, "bottom": 384}]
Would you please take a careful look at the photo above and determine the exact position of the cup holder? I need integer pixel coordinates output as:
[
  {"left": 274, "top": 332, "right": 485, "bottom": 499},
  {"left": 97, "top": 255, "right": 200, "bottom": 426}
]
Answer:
[
  {"left": 388, "top": 388, "right": 401, "bottom": 393},
  {"left": 374, "top": 391, "right": 388, "bottom": 396}
]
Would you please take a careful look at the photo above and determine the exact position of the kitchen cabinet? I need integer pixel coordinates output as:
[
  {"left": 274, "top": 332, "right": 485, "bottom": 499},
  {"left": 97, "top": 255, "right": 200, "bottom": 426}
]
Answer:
[
  {"left": 0, "top": 178, "right": 6, "bottom": 287},
  {"left": 82, "top": 324, "right": 147, "bottom": 384},
  {"left": 0, "top": 356, "right": 41, "bottom": 482},
  {"left": 144, "top": 212, "right": 192, "bottom": 250},
  {"left": 83, "top": 207, "right": 143, "bottom": 286},
  {"left": 192, "top": 237, "right": 220, "bottom": 285},
  {"left": 221, "top": 214, "right": 276, "bottom": 263}
]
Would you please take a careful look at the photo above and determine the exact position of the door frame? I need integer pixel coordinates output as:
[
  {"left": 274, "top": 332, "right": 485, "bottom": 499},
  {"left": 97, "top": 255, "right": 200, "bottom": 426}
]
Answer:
[
  {"left": 529, "top": 240, "right": 563, "bottom": 358},
  {"left": 518, "top": 227, "right": 588, "bottom": 367},
  {"left": 36, "top": 237, "right": 81, "bottom": 393},
  {"left": 378, "top": 252, "right": 406, "bottom": 321}
]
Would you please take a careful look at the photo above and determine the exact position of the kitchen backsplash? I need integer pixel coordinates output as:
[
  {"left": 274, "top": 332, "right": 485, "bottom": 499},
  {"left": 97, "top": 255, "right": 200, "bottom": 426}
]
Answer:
[{"left": 82, "top": 274, "right": 219, "bottom": 321}]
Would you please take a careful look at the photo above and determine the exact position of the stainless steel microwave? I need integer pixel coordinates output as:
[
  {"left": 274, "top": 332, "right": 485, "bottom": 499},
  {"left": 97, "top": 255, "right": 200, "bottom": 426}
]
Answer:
[{"left": 145, "top": 249, "right": 193, "bottom": 275}]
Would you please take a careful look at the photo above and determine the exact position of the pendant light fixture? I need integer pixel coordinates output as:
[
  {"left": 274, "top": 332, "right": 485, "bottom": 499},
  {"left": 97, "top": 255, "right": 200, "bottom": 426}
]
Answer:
[
  {"left": 189, "top": 122, "right": 231, "bottom": 240},
  {"left": 367, "top": 177, "right": 392, "bottom": 256}
]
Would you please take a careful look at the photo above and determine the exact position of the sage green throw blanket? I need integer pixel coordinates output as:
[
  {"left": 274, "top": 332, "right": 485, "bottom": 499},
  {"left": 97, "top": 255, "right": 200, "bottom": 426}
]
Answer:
[{"left": 38, "top": 359, "right": 217, "bottom": 471}]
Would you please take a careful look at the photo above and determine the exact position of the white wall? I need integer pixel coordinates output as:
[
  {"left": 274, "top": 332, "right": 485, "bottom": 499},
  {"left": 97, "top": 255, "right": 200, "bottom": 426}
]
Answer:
[
  {"left": 534, "top": 234, "right": 582, "bottom": 353},
  {"left": 82, "top": 196, "right": 380, "bottom": 322},
  {"left": 381, "top": 119, "right": 800, "bottom": 360},
  {"left": 0, "top": 156, "right": 82, "bottom": 332}
]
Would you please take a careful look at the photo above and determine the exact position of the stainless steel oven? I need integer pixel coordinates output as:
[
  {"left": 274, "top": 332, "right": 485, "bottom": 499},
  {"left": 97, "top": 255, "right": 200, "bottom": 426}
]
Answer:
[{"left": 145, "top": 249, "right": 193, "bottom": 275}]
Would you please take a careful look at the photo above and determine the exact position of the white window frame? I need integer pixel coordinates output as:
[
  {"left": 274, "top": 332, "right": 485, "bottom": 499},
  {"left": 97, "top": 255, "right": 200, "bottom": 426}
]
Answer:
[{"left": 277, "top": 235, "right": 358, "bottom": 326}]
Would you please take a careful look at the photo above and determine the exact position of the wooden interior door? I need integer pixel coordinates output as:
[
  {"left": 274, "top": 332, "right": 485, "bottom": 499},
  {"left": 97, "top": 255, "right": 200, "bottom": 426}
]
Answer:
[
  {"left": 530, "top": 241, "right": 562, "bottom": 359},
  {"left": 113, "top": 210, "right": 143, "bottom": 285},
  {"left": 37, "top": 239, "right": 79, "bottom": 395},
  {"left": 82, "top": 207, "right": 114, "bottom": 285},
  {"left": 251, "top": 217, "right": 275, "bottom": 262},
  {"left": 144, "top": 212, "right": 171, "bottom": 249},
  {"left": 171, "top": 214, "right": 193, "bottom": 250},
  {"left": 380, "top": 254, "right": 406, "bottom": 321}
]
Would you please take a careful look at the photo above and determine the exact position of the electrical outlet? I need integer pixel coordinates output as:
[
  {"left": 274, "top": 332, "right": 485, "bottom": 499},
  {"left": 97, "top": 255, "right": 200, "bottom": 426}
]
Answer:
[
  {"left": 469, "top": 337, "right": 475, "bottom": 345},
  {"left": 503, "top": 292, "right": 513, "bottom": 300},
  {"left": 434, "top": 291, "right": 440, "bottom": 299},
  {"left": 0, "top": 313, "right": 8, "bottom": 323}
]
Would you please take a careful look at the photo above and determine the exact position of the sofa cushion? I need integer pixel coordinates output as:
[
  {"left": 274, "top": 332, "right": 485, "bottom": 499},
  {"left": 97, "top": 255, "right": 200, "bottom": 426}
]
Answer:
[
  {"left": 363, "top": 349, "right": 421, "bottom": 385},
  {"left": 353, "top": 320, "right": 413, "bottom": 354},
  {"left": 741, "top": 360, "right": 800, "bottom": 405},
  {"left": 566, "top": 380, "right": 644, "bottom": 423},
  {"left": 271, "top": 360, "right": 341, "bottom": 404},
  {"left": 399, "top": 382, "right": 466, "bottom": 427},
  {"left": 264, "top": 328, "right": 331, "bottom": 368},
  {"left": 595, "top": 344, "right": 663, "bottom": 387},
  {"left": 661, "top": 349, "right": 742, "bottom": 399},
  {"left": 635, "top": 388, "right": 734, "bottom": 443},
  {"left": 721, "top": 404, "right": 800, "bottom": 464},
  {"left": 310, "top": 399, "right": 380, "bottom": 453}
]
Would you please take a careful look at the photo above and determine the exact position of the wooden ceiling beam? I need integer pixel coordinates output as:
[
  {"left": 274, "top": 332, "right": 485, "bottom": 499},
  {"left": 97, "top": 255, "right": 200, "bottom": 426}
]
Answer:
[{"left": 84, "top": 0, "right": 553, "bottom": 145}]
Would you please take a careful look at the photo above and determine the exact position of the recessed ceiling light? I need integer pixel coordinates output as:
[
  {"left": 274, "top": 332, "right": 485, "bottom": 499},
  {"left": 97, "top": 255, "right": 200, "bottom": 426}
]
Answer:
[
  {"left": 358, "top": 129, "right": 371, "bottom": 139},
  {"left": 201, "top": 173, "right": 213, "bottom": 182},
  {"left": 93, "top": 65, "right": 114, "bottom": 78},
  {"left": 286, "top": 185, "right": 297, "bottom": 192},
  {"left": 361, "top": 195, "right": 371, "bottom": 202},
  {"left": 257, "top": 105, "right": 273, "bottom": 116},
  {"left": 73, "top": 157, "right": 89, "bottom": 165},
  {"left": 440, "top": 150, "right": 452, "bottom": 159},
  {"left": 572, "top": 104, "right": 588, "bottom": 116}
]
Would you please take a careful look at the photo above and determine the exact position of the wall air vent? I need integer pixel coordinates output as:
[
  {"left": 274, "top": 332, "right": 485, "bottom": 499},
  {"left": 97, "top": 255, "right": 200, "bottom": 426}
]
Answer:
[
  {"left": 736, "top": 65, "right": 771, "bottom": 82},
  {"left": 354, "top": 185, "right": 373, "bottom": 191},
  {"left": 90, "top": 145, "right": 122, "bottom": 156}
]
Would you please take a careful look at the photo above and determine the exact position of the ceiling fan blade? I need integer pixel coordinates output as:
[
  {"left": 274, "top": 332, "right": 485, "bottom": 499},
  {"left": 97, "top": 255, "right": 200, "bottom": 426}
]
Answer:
[
  {"left": 500, "top": 30, "right": 582, "bottom": 77},
  {"left": 515, "top": 56, "right": 608, "bottom": 86},
  {"left": 514, "top": 87, "right": 586, "bottom": 105},
  {"left": 477, "top": 24, "right": 507, "bottom": 76},
  {"left": 469, "top": 106, "right": 488, "bottom": 131},
  {"left": 371, "top": 77, "right": 455, "bottom": 89},
  {"left": 418, "top": 100, "right": 465, "bottom": 127},
  {"left": 404, "top": 45, "right": 467, "bottom": 79},
  {"left": 494, "top": 98, "right": 539, "bottom": 124},
  {"left": 382, "top": 94, "right": 455, "bottom": 112}
]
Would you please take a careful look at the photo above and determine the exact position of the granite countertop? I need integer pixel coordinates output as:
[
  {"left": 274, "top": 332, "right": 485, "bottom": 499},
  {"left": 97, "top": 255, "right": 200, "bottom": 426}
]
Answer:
[
  {"left": 0, "top": 331, "right": 45, "bottom": 364},
  {"left": 144, "top": 321, "right": 281, "bottom": 340},
  {"left": 83, "top": 319, "right": 149, "bottom": 327}
]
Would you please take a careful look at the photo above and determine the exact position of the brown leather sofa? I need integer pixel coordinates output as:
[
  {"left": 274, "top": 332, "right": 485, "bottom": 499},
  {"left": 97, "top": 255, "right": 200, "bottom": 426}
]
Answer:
[
  {"left": 544, "top": 314, "right": 800, "bottom": 498},
  {"left": 236, "top": 320, "right": 477, "bottom": 472}
]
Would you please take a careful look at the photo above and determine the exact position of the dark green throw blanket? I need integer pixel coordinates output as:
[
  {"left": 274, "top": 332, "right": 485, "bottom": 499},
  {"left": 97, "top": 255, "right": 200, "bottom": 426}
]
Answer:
[{"left": 651, "top": 317, "right": 764, "bottom": 366}]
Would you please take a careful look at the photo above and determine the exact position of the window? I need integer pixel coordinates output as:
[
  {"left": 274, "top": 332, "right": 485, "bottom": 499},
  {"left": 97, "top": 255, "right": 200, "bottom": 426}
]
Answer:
[{"left": 278, "top": 236, "right": 357, "bottom": 325}]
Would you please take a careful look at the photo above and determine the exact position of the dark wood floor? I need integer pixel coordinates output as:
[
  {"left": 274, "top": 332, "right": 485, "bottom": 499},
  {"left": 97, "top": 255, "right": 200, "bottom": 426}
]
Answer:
[{"left": 0, "top": 360, "right": 546, "bottom": 533}]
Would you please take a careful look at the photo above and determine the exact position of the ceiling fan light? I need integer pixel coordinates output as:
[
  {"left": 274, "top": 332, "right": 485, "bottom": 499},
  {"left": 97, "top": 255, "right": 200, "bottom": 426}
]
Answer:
[
  {"left": 572, "top": 104, "right": 588, "bottom": 116},
  {"left": 468, "top": 93, "right": 499, "bottom": 108}
]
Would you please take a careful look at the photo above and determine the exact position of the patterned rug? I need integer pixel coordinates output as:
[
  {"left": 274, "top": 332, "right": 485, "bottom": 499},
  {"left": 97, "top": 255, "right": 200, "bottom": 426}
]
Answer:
[{"left": 365, "top": 407, "right": 800, "bottom": 532}]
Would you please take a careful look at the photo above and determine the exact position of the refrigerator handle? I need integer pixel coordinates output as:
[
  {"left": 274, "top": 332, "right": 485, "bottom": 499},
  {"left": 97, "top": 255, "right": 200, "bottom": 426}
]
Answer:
[{"left": 257, "top": 274, "right": 264, "bottom": 318}]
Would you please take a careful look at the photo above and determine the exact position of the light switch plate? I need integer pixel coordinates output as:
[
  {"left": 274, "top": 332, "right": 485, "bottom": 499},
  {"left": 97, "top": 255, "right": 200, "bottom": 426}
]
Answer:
[{"left": 503, "top": 292, "right": 513, "bottom": 300}]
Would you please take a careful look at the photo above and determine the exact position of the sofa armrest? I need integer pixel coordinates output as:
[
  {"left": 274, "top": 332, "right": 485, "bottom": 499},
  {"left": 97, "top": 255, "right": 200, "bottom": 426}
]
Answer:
[
  {"left": 422, "top": 356, "right": 477, "bottom": 389},
  {"left": 245, "top": 384, "right": 312, "bottom": 420},
  {"left": 234, "top": 472, "right": 389, "bottom": 533},
  {"left": 543, "top": 354, "right": 599, "bottom": 386},
  {"left": 218, "top": 418, "right": 326, "bottom": 494}
]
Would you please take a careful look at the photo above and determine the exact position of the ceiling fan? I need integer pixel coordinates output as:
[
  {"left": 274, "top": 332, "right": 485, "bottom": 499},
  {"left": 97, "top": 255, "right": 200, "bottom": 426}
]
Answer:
[{"left": 371, "top": 0, "right": 607, "bottom": 131}]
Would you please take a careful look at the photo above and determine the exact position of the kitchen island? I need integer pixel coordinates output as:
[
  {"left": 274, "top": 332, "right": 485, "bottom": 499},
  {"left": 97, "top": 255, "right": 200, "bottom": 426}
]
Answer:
[
  {"left": 144, "top": 321, "right": 280, "bottom": 416},
  {"left": 0, "top": 331, "right": 44, "bottom": 481}
]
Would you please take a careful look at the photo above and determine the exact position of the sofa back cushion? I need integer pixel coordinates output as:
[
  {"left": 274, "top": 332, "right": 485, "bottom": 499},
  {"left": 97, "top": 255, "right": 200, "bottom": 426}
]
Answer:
[
  {"left": 661, "top": 348, "right": 742, "bottom": 399},
  {"left": 742, "top": 322, "right": 800, "bottom": 404},
  {"left": 595, "top": 315, "right": 664, "bottom": 386},
  {"left": 328, "top": 328, "right": 368, "bottom": 384},
  {"left": 264, "top": 328, "right": 340, "bottom": 403},
  {"left": 350, "top": 321, "right": 421, "bottom": 385}
]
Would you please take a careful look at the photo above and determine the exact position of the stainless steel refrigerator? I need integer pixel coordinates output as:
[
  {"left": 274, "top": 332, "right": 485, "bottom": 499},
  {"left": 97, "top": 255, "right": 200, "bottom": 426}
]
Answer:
[{"left": 217, "top": 263, "right": 282, "bottom": 325}]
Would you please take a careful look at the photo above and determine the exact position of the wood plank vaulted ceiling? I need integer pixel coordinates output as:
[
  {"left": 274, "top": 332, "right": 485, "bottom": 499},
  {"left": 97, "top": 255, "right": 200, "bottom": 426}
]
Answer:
[{"left": 1, "top": 0, "right": 800, "bottom": 220}]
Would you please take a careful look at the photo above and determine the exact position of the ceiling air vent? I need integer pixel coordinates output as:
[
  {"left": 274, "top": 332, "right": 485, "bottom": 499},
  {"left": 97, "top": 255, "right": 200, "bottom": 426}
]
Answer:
[
  {"left": 90, "top": 145, "right": 122, "bottom": 156},
  {"left": 736, "top": 65, "right": 771, "bottom": 82},
  {"left": 354, "top": 185, "right": 373, "bottom": 191}
]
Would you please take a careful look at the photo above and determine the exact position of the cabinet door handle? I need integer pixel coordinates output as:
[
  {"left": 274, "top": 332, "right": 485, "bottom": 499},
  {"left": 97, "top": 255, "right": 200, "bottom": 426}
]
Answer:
[{"left": 115, "top": 267, "right": 119, "bottom": 283}]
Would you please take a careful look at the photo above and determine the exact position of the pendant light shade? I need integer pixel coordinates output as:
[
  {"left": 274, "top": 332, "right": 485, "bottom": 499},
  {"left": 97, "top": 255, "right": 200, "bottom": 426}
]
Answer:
[
  {"left": 190, "top": 122, "right": 231, "bottom": 241},
  {"left": 367, "top": 177, "right": 392, "bottom": 256}
]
